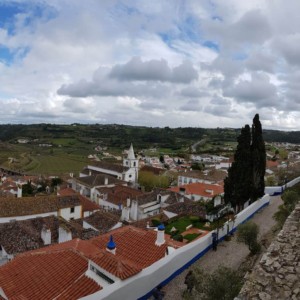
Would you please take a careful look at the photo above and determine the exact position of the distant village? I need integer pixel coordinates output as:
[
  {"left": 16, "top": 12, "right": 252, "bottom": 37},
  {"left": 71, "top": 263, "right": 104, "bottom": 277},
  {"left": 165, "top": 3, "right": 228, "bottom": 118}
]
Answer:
[{"left": 0, "top": 141, "right": 299, "bottom": 299}]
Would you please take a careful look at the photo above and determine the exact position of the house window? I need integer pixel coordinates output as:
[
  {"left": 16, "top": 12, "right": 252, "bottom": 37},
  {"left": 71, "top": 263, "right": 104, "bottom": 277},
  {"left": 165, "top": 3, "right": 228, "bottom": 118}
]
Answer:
[
  {"left": 90, "top": 265, "right": 115, "bottom": 284},
  {"left": 70, "top": 207, "right": 75, "bottom": 213},
  {"left": 133, "top": 162, "right": 136, "bottom": 167},
  {"left": 129, "top": 174, "right": 132, "bottom": 178}
]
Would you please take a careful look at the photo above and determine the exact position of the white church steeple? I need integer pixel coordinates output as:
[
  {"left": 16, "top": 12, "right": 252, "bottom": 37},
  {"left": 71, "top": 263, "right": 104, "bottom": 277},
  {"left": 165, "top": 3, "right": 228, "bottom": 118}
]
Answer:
[
  {"left": 123, "top": 144, "right": 139, "bottom": 183},
  {"left": 127, "top": 143, "right": 135, "bottom": 160}
]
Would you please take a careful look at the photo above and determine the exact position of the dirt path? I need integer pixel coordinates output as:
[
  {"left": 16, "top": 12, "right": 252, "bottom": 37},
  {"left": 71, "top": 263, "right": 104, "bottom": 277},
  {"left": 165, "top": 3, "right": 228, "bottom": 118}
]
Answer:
[{"left": 161, "top": 196, "right": 283, "bottom": 300}]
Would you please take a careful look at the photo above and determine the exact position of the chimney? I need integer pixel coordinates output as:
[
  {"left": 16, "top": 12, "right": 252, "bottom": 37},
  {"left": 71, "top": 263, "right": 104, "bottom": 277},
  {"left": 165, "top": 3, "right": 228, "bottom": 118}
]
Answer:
[
  {"left": 106, "top": 235, "right": 116, "bottom": 255},
  {"left": 205, "top": 189, "right": 213, "bottom": 195},
  {"left": 155, "top": 224, "right": 165, "bottom": 246},
  {"left": 104, "top": 177, "right": 108, "bottom": 185},
  {"left": 58, "top": 226, "right": 72, "bottom": 243},
  {"left": 179, "top": 187, "right": 186, "bottom": 195},
  {"left": 17, "top": 184, "right": 22, "bottom": 198},
  {"left": 41, "top": 226, "right": 51, "bottom": 245},
  {"left": 89, "top": 170, "right": 92, "bottom": 176}
]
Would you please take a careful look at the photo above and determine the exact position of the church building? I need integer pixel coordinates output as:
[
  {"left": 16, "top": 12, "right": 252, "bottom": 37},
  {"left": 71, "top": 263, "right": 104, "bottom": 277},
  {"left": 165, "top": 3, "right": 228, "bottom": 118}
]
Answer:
[{"left": 81, "top": 144, "right": 139, "bottom": 184}]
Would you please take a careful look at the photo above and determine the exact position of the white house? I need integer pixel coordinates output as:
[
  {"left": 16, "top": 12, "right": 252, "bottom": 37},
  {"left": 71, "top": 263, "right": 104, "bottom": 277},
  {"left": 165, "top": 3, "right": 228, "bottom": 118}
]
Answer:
[
  {"left": 121, "top": 189, "right": 189, "bottom": 221},
  {"left": 0, "top": 195, "right": 82, "bottom": 223}
]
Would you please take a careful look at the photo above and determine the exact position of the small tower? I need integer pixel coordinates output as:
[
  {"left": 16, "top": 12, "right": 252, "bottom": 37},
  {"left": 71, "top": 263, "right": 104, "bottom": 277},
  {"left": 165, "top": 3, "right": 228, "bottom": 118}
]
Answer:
[
  {"left": 123, "top": 144, "right": 139, "bottom": 182},
  {"left": 155, "top": 224, "right": 165, "bottom": 246},
  {"left": 106, "top": 235, "right": 116, "bottom": 255}
]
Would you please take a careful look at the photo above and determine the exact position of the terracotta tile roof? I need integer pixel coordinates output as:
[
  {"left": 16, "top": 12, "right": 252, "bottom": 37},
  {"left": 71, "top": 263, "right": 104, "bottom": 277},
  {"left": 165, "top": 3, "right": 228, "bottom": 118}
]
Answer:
[
  {"left": 266, "top": 160, "right": 279, "bottom": 168},
  {"left": 75, "top": 174, "right": 126, "bottom": 187},
  {"left": 42, "top": 238, "right": 143, "bottom": 280},
  {"left": 88, "top": 161, "right": 129, "bottom": 173},
  {"left": 90, "top": 226, "right": 167, "bottom": 270},
  {"left": 79, "top": 195, "right": 101, "bottom": 212},
  {"left": 96, "top": 185, "right": 144, "bottom": 206},
  {"left": 0, "top": 195, "right": 81, "bottom": 217},
  {"left": 163, "top": 202, "right": 206, "bottom": 218},
  {"left": 57, "top": 187, "right": 76, "bottom": 196},
  {"left": 0, "top": 247, "right": 102, "bottom": 300},
  {"left": 56, "top": 275, "right": 101, "bottom": 299},
  {"left": 0, "top": 216, "right": 98, "bottom": 255},
  {"left": 140, "top": 165, "right": 164, "bottom": 175},
  {"left": 83, "top": 210, "right": 120, "bottom": 234},
  {"left": 131, "top": 213, "right": 170, "bottom": 229},
  {"left": 58, "top": 188, "right": 101, "bottom": 212},
  {"left": 91, "top": 252, "right": 142, "bottom": 280},
  {"left": 169, "top": 182, "right": 224, "bottom": 198},
  {"left": 136, "top": 188, "right": 190, "bottom": 206},
  {"left": 179, "top": 169, "right": 227, "bottom": 182},
  {"left": 0, "top": 225, "right": 169, "bottom": 298}
]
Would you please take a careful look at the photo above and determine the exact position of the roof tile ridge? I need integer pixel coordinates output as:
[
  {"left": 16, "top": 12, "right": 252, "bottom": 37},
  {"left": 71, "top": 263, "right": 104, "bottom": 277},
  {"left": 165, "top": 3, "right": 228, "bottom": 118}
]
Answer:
[{"left": 53, "top": 271, "right": 101, "bottom": 300}]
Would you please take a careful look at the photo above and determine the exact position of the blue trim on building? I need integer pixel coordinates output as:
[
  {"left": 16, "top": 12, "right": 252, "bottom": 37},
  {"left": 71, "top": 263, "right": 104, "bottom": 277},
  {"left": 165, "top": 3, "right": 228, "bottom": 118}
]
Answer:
[
  {"left": 271, "top": 191, "right": 282, "bottom": 196},
  {"left": 138, "top": 200, "right": 270, "bottom": 300}
]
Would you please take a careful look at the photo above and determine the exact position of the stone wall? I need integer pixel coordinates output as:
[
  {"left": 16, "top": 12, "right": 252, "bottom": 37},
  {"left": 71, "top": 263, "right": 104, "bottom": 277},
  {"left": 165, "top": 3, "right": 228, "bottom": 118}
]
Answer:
[{"left": 236, "top": 204, "right": 300, "bottom": 300}]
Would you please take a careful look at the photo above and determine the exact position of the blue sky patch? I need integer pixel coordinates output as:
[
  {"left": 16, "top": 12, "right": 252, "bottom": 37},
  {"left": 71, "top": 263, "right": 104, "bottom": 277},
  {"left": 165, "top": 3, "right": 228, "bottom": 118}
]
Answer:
[
  {"left": 0, "top": 46, "right": 13, "bottom": 65},
  {"left": 0, "top": 1, "right": 57, "bottom": 36},
  {"left": 232, "top": 53, "right": 248, "bottom": 61},
  {"left": 0, "top": 45, "right": 30, "bottom": 65},
  {"left": 203, "top": 40, "right": 219, "bottom": 52}
]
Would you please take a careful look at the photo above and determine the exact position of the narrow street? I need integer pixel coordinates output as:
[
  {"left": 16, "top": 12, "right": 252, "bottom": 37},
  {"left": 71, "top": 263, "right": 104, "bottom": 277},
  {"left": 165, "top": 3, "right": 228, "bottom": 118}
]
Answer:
[{"left": 162, "top": 196, "right": 283, "bottom": 299}]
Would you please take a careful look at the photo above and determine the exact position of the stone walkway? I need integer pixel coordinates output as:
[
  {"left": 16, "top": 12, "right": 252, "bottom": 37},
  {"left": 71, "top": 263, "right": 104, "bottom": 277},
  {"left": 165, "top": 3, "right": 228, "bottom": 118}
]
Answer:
[{"left": 161, "top": 196, "right": 283, "bottom": 300}]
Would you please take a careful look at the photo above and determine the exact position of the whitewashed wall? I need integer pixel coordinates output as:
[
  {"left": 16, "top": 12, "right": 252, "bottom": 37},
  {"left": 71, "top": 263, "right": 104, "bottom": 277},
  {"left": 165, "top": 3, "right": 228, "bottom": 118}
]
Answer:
[
  {"left": 88, "top": 165, "right": 122, "bottom": 179},
  {"left": 265, "top": 175, "right": 300, "bottom": 195},
  {"left": 81, "top": 194, "right": 270, "bottom": 300},
  {"left": 0, "top": 211, "right": 57, "bottom": 224},
  {"left": 59, "top": 205, "right": 81, "bottom": 221}
]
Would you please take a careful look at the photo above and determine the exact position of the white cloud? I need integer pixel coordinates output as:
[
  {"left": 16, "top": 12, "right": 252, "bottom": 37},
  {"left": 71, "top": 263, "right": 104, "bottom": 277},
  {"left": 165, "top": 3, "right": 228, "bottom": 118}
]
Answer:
[{"left": 0, "top": 0, "right": 299, "bottom": 129}]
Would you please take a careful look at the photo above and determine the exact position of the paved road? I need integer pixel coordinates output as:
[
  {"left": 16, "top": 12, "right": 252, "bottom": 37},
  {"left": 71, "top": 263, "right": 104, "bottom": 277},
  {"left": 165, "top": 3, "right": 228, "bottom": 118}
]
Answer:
[
  {"left": 191, "top": 139, "right": 206, "bottom": 153},
  {"left": 162, "top": 196, "right": 283, "bottom": 300}
]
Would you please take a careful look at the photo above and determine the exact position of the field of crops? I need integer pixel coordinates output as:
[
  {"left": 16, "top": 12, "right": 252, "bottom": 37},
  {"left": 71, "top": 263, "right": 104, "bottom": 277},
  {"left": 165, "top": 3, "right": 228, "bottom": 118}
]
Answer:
[{"left": 0, "top": 142, "right": 90, "bottom": 176}]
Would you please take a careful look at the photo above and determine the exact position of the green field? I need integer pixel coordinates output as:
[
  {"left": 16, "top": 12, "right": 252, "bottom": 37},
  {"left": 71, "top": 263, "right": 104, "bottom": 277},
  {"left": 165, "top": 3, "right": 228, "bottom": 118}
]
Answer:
[{"left": 0, "top": 142, "right": 90, "bottom": 176}]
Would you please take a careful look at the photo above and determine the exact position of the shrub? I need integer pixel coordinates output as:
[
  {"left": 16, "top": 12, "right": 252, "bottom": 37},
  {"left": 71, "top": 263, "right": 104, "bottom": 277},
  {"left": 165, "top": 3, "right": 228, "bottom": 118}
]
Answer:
[
  {"left": 189, "top": 216, "right": 200, "bottom": 223},
  {"left": 183, "top": 233, "right": 200, "bottom": 242},
  {"left": 151, "top": 218, "right": 161, "bottom": 227},
  {"left": 237, "top": 221, "right": 261, "bottom": 255},
  {"left": 172, "top": 234, "right": 183, "bottom": 242}
]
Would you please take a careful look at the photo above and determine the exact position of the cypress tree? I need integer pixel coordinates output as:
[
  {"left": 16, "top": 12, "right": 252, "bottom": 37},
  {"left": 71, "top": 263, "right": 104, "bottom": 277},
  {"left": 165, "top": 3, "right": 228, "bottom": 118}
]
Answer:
[
  {"left": 224, "top": 125, "right": 252, "bottom": 212},
  {"left": 251, "top": 114, "right": 266, "bottom": 201}
]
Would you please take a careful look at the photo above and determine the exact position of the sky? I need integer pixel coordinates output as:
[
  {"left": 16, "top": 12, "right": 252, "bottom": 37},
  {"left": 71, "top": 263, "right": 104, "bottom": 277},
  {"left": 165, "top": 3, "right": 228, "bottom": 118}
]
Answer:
[{"left": 0, "top": 0, "right": 300, "bottom": 130}]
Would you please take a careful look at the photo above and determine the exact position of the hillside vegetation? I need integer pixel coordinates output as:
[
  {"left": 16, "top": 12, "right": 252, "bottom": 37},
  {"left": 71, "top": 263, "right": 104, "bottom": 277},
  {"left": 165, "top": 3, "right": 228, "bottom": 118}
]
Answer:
[{"left": 0, "top": 124, "right": 298, "bottom": 176}]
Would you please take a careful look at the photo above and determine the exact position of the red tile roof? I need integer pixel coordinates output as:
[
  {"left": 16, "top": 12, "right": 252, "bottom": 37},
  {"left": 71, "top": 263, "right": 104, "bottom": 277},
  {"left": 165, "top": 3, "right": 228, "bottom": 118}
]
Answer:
[
  {"left": 79, "top": 195, "right": 101, "bottom": 212},
  {"left": 169, "top": 182, "right": 224, "bottom": 198},
  {"left": 0, "top": 226, "right": 170, "bottom": 299},
  {"left": 58, "top": 188, "right": 101, "bottom": 212},
  {"left": 266, "top": 160, "right": 279, "bottom": 168},
  {"left": 0, "top": 247, "right": 101, "bottom": 300},
  {"left": 57, "top": 187, "right": 76, "bottom": 196},
  {"left": 91, "top": 252, "right": 142, "bottom": 280},
  {"left": 90, "top": 226, "right": 167, "bottom": 270},
  {"left": 0, "top": 195, "right": 81, "bottom": 217},
  {"left": 96, "top": 185, "right": 144, "bottom": 206}
]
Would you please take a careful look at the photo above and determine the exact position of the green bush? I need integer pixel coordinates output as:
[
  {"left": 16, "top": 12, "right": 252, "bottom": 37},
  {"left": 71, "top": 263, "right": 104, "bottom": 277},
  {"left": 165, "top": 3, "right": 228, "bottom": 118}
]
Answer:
[
  {"left": 189, "top": 216, "right": 200, "bottom": 223},
  {"left": 183, "top": 233, "right": 200, "bottom": 242},
  {"left": 151, "top": 218, "right": 161, "bottom": 227},
  {"left": 172, "top": 234, "right": 183, "bottom": 242},
  {"left": 170, "top": 229, "right": 179, "bottom": 237}
]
